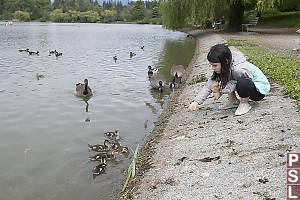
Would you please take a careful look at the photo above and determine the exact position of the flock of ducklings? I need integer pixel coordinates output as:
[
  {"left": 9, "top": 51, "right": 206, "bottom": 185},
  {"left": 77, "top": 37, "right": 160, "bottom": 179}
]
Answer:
[{"left": 88, "top": 130, "right": 129, "bottom": 177}]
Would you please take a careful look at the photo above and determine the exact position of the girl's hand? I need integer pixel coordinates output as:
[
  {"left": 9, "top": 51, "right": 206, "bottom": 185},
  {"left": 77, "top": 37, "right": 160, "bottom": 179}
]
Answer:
[{"left": 187, "top": 101, "right": 199, "bottom": 112}]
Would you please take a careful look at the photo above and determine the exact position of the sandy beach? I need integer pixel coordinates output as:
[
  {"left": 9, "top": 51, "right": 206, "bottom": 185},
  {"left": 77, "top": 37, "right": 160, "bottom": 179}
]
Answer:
[{"left": 121, "top": 31, "right": 300, "bottom": 200}]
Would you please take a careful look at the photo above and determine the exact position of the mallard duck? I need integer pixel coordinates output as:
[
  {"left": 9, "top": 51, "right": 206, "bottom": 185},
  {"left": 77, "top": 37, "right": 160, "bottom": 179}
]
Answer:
[
  {"left": 75, "top": 79, "right": 93, "bottom": 97},
  {"left": 129, "top": 52, "right": 136, "bottom": 58},
  {"left": 29, "top": 51, "right": 39, "bottom": 55},
  {"left": 149, "top": 75, "right": 165, "bottom": 92},
  {"left": 36, "top": 73, "right": 44, "bottom": 80},
  {"left": 148, "top": 66, "right": 158, "bottom": 76},
  {"left": 113, "top": 56, "right": 117, "bottom": 63},
  {"left": 89, "top": 150, "right": 119, "bottom": 161},
  {"left": 88, "top": 140, "right": 110, "bottom": 152},
  {"left": 92, "top": 163, "right": 106, "bottom": 176},
  {"left": 104, "top": 130, "right": 120, "bottom": 141},
  {"left": 19, "top": 48, "right": 29, "bottom": 52},
  {"left": 170, "top": 65, "right": 185, "bottom": 88}
]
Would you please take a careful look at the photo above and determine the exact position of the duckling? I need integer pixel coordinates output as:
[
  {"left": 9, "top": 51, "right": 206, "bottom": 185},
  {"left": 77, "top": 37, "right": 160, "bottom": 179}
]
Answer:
[
  {"left": 111, "top": 143, "right": 128, "bottom": 154},
  {"left": 141, "top": 46, "right": 144, "bottom": 50},
  {"left": 55, "top": 52, "right": 62, "bottom": 57},
  {"left": 111, "top": 142, "right": 120, "bottom": 150},
  {"left": 88, "top": 140, "right": 110, "bottom": 152},
  {"left": 149, "top": 75, "right": 165, "bottom": 92},
  {"left": 29, "top": 51, "right": 39, "bottom": 55},
  {"left": 129, "top": 52, "right": 136, "bottom": 58},
  {"left": 75, "top": 79, "right": 93, "bottom": 97},
  {"left": 19, "top": 48, "right": 29, "bottom": 52},
  {"left": 89, "top": 150, "right": 119, "bottom": 161},
  {"left": 36, "top": 73, "right": 44, "bottom": 80},
  {"left": 104, "top": 130, "right": 120, "bottom": 141},
  {"left": 92, "top": 163, "right": 106, "bottom": 176},
  {"left": 113, "top": 55, "right": 117, "bottom": 63},
  {"left": 148, "top": 66, "right": 158, "bottom": 76},
  {"left": 119, "top": 146, "right": 129, "bottom": 154},
  {"left": 170, "top": 65, "right": 185, "bottom": 88}
]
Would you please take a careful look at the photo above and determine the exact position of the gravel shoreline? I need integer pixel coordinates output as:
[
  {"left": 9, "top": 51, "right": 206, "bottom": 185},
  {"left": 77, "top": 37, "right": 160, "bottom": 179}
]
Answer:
[{"left": 121, "top": 31, "right": 300, "bottom": 200}]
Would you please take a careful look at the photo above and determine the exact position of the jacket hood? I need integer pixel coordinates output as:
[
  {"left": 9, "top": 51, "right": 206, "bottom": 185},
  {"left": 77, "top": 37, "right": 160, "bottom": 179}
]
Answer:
[{"left": 229, "top": 46, "right": 247, "bottom": 67}]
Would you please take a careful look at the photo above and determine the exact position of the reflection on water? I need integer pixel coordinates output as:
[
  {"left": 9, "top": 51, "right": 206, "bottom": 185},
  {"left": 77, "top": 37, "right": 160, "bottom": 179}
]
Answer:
[{"left": 0, "top": 22, "right": 195, "bottom": 200}]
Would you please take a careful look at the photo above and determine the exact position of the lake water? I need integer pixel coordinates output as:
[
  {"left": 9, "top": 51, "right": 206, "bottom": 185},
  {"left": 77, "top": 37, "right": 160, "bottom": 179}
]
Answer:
[{"left": 0, "top": 22, "right": 195, "bottom": 200}]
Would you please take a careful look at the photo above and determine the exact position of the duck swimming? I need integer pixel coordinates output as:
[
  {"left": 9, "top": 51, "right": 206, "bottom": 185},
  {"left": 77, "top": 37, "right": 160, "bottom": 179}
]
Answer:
[
  {"left": 55, "top": 52, "right": 62, "bottom": 57},
  {"left": 149, "top": 75, "right": 165, "bottom": 92},
  {"left": 88, "top": 140, "right": 110, "bottom": 152},
  {"left": 113, "top": 56, "right": 117, "bottom": 63},
  {"left": 29, "top": 51, "right": 39, "bottom": 55},
  {"left": 75, "top": 79, "right": 93, "bottom": 97},
  {"left": 49, "top": 50, "right": 57, "bottom": 55},
  {"left": 36, "top": 73, "right": 44, "bottom": 80},
  {"left": 92, "top": 163, "right": 106, "bottom": 176},
  {"left": 148, "top": 66, "right": 158, "bottom": 76},
  {"left": 89, "top": 150, "right": 119, "bottom": 161},
  {"left": 141, "top": 46, "right": 144, "bottom": 50},
  {"left": 129, "top": 52, "right": 136, "bottom": 58},
  {"left": 104, "top": 130, "right": 120, "bottom": 141},
  {"left": 19, "top": 48, "right": 29, "bottom": 52}
]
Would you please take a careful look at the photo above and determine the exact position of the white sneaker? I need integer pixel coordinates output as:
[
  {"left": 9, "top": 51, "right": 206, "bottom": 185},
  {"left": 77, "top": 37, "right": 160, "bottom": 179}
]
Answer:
[
  {"left": 235, "top": 103, "right": 252, "bottom": 116},
  {"left": 219, "top": 100, "right": 239, "bottom": 110}
]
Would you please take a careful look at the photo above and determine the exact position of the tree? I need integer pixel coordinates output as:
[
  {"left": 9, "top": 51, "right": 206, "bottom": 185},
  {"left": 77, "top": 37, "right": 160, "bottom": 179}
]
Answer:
[
  {"left": 160, "top": 0, "right": 282, "bottom": 30},
  {"left": 13, "top": 10, "right": 30, "bottom": 21},
  {"left": 132, "top": 0, "right": 144, "bottom": 21}
]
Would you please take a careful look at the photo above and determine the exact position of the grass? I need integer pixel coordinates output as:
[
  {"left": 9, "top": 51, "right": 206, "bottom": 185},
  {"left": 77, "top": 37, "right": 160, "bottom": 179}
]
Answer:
[
  {"left": 258, "top": 11, "right": 300, "bottom": 28},
  {"left": 227, "top": 39, "right": 300, "bottom": 109},
  {"left": 122, "top": 145, "right": 139, "bottom": 192},
  {"left": 189, "top": 74, "right": 208, "bottom": 85}
]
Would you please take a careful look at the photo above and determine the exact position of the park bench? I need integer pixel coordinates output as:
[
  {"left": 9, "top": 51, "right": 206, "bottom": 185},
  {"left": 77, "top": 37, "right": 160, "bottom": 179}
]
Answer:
[{"left": 242, "top": 17, "right": 259, "bottom": 32}]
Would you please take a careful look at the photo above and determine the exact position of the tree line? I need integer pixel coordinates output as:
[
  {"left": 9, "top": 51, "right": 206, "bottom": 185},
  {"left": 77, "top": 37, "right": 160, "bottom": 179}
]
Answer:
[
  {"left": 159, "top": 0, "right": 300, "bottom": 30},
  {"left": 0, "top": 0, "right": 162, "bottom": 24}
]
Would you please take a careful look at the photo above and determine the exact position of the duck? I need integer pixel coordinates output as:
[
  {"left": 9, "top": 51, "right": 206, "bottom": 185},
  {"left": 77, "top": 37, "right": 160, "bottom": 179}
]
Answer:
[
  {"left": 75, "top": 79, "right": 93, "bottom": 97},
  {"left": 49, "top": 50, "right": 57, "bottom": 55},
  {"left": 36, "top": 73, "right": 44, "bottom": 80},
  {"left": 88, "top": 140, "right": 110, "bottom": 152},
  {"left": 19, "top": 48, "right": 29, "bottom": 52},
  {"left": 141, "top": 46, "right": 144, "bottom": 50},
  {"left": 129, "top": 52, "right": 136, "bottom": 58},
  {"left": 55, "top": 52, "right": 63, "bottom": 57},
  {"left": 149, "top": 75, "right": 165, "bottom": 92},
  {"left": 92, "top": 163, "right": 106, "bottom": 176},
  {"left": 29, "top": 51, "right": 39, "bottom": 55},
  {"left": 89, "top": 150, "right": 119, "bottom": 161},
  {"left": 113, "top": 55, "right": 117, "bottom": 63},
  {"left": 104, "top": 130, "right": 120, "bottom": 141},
  {"left": 148, "top": 66, "right": 158, "bottom": 76},
  {"left": 170, "top": 65, "right": 185, "bottom": 88}
]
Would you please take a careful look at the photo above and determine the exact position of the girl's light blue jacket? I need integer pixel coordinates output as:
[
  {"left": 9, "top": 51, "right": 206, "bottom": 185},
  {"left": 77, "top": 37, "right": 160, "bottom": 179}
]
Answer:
[{"left": 194, "top": 46, "right": 270, "bottom": 105}]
